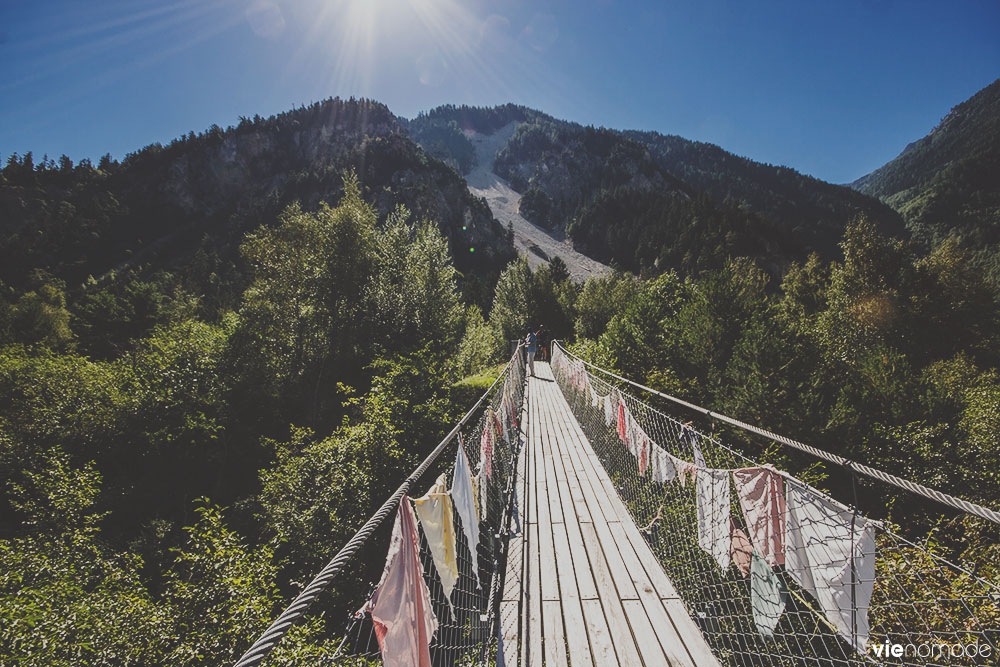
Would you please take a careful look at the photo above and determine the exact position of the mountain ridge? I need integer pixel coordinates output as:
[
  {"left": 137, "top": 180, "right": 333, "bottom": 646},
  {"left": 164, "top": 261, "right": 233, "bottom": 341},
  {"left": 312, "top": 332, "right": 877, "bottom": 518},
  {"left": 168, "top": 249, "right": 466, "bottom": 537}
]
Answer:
[
  {"left": 849, "top": 78, "right": 1000, "bottom": 256},
  {"left": 0, "top": 98, "right": 515, "bottom": 304},
  {"left": 407, "top": 103, "right": 904, "bottom": 277}
]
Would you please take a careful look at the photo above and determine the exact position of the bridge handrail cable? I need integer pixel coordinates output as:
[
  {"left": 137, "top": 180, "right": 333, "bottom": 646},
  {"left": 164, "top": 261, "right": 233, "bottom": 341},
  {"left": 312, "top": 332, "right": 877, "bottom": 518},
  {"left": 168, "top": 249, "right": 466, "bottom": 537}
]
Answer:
[
  {"left": 553, "top": 340, "right": 1000, "bottom": 526},
  {"left": 233, "top": 353, "right": 519, "bottom": 667}
]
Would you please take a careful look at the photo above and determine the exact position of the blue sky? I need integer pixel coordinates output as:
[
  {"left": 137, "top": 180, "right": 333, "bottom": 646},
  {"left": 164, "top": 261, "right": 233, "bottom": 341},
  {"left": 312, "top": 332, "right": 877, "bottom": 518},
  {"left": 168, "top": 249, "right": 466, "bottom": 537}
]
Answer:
[{"left": 1, "top": 0, "right": 997, "bottom": 183}]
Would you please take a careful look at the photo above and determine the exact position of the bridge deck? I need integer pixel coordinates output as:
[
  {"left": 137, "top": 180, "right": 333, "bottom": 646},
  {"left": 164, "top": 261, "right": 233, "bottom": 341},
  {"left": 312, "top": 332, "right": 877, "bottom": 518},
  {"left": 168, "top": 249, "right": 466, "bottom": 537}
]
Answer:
[{"left": 502, "top": 362, "right": 719, "bottom": 666}]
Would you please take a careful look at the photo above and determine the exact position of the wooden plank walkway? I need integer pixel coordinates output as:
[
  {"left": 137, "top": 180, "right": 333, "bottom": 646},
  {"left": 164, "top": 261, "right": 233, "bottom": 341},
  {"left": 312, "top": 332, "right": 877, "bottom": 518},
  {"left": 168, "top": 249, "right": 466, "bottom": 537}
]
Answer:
[{"left": 508, "top": 361, "right": 720, "bottom": 667}]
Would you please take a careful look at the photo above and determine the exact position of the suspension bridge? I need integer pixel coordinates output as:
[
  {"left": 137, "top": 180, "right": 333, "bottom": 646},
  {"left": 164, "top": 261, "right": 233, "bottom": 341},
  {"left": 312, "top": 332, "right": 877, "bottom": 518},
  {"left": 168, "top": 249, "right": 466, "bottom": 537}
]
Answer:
[{"left": 235, "top": 344, "right": 1000, "bottom": 666}]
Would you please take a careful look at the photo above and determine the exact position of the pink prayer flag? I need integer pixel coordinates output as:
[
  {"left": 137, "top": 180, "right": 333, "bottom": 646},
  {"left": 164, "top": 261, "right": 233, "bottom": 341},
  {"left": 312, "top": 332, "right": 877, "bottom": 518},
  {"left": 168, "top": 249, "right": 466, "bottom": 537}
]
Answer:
[
  {"left": 359, "top": 497, "right": 438, "bottom": 667},
  {"left": 617, "top": 399, "right": 628, "bottom": 443},
  {"left": 492, "top": 409, "right": 504, "bottom": 439},
  {"left": 732, "top": 466, "right": 786, "bottom": 568},
  {"left": 480, "top": 416, "right": 494, "bottom": 479},
  {"left": 730, "top": 520, "right": 753, "bottom": 577},
  {"left": 638, "top": 439, "right": 648, "bottom": 476}
]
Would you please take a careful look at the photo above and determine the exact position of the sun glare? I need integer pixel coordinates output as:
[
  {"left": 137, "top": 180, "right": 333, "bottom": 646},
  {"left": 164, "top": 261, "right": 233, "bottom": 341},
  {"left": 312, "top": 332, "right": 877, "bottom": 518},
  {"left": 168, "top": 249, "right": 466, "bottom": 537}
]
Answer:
[{"left": 285, "top": 0, "right": 500, "bottom": 96}]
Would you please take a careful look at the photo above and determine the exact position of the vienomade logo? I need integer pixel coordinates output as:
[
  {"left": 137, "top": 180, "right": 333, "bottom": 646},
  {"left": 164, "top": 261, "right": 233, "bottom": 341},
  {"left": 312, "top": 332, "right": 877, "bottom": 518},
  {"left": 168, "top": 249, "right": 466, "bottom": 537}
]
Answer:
[{"left": 868, "top": 639, "right": 993, "bottom": 660}]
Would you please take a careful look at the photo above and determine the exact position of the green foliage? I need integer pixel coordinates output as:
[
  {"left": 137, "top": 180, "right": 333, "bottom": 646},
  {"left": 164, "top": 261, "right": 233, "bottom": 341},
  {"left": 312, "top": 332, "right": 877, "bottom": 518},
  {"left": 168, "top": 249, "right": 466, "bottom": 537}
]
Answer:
[
  {"left": 852, "top": 78, "right": 1000, "bottom": 257},
  {"left": 625, "top": 129, "right": 905, "bottom": 253},
  {"left": 488, "top": 256, "right": 578, "bottom": 348},
  {"left": 162, "top": 502, "right": 281, "bottom": 665},
  {"left": 872, "top": 518, "right": 1000, "bottom": 653},
  {"left": 0, "top": 272, "right": 73, "bottom": 349},
  {"left": 228, "top": 180, "right": 466, "bottom": 434},
  {"left": 455, "top": 305, "right": 502, "bottom": 376},
  {"left": 0, "top": 450, "right": 168, "bottom": 665},
  {"left": 574, "top": 271, "right": 638, "bottom": 340},
  {"left": 257, "top": 424, "right": 394, "bottom": 576},
  {"left": 528, "top": 259, "right": 577, "bottom": 340},
  {"left": 412, "top": 103, "right": 537, "bottom": 137},
  {"left": 518, "top": 187, "right": 555, "bottom": 228},
  {"left": 230, "top": 176, "right": 380, "bottom": 412},
  {"left": 488, "top": 257, "right": 532, "bottom": 344},
  {"left": 74, "top": 272, "right": 199, "bottom": 359},
  {"left": 406, "top": 118, "right": 476, "bottom": 173},
  {"left": 598, "top": 271, "right": 688, "bottom": 392}
]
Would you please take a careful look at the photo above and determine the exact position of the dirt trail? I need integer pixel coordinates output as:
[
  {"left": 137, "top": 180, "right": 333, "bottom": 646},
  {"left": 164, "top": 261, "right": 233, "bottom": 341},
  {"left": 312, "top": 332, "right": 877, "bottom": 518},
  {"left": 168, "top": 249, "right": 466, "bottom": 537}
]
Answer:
[{"left": 465, "top": 123, "right": 610, "bottom": 282}]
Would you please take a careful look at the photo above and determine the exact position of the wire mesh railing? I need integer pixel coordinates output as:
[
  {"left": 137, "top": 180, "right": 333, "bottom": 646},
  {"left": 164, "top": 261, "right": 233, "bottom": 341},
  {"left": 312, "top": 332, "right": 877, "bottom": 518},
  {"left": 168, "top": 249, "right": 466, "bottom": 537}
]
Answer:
[
  {"left": 551, "top": 342, "right": 1000, "bottom": 667},
  {"left": 235, "top": 349, "right": 526, "bottom": 667}
]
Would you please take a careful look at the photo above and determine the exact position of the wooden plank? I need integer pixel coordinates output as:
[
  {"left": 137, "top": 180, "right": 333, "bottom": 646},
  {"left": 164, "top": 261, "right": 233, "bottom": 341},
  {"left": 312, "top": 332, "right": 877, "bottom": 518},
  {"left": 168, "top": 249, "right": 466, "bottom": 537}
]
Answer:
[
  {"left": 552, "top": 521, "right": 594, "bottom": 667},
  {"left": 543, "top": 399, "right": 568, "bottom": 483},
  {"left": 553, "top": 412, "right": 626, "bottom": 525},
  {"left": 608, "top": 522, "right": 659, "bottom": 599},
  {"left": 635, "top": 595, "right": 696, "bottom": 666},
  {"left": 526, "top": 377, "right": 538, "bottom": 526},
  {"left": 539, "top": 387, "right": 566, "bottom": 527},
  {"left": 542, "top": 600, "right": 569, "bottom": 667},
  {"left": 530, "top": 377, "right": 560, "bottom": 605},
  {"left": 549, "top": 416, "right": 615, "bottom": 525},
  {"left": 500, "top": 600, "right": 521, "bottom": 667},
  {"left": 525, "top": 505, "right": 542, "bottom": 667},
  {"left": 663, "top": 598, "right": 721, "bottom": 666},
  {"left": 563, "top": 512, "right": 598, "bottom": 600},
  {"left": 579, "top": 521, "right": 644, "bottom": 667},
  {"left": 537, "top": 503, "right": 559, "bottom": 602},
  {"left": 590, "top": 516, "right": 639, "bottom": 600},
  {"left": 622, "top": 599, "right": 675, "bottom": 666},
  {"left": 541, "top": 386, "right": 594, "bottom": 526},
  {"left": 581, "top": 598, "right": 619, "bottom": 666},
  {"left": 576, "top": 440, "right": 631, "bottom": 523},
  {"left": 541, "top": 390, "right": 600, "bottom": 604},
  {"left": 523, "top": 374, "right": 543, "bottom": 667}
]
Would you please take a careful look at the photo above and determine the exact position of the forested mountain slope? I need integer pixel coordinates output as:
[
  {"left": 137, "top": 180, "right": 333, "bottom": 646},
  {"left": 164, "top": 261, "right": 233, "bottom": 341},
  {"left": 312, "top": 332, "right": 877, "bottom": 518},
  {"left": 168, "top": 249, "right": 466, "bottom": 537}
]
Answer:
[
  {"left": 625, "top": 129, "right": 905, "bottom": 253},
  {"left": 850, "top": 78, "right": 1000, "bottom": 257},
  {"left": 407, "top": 104, "right": 903, "bottom": 277},
  {"left": 1, "top": 98, "right": 514, "bottom": 302}
]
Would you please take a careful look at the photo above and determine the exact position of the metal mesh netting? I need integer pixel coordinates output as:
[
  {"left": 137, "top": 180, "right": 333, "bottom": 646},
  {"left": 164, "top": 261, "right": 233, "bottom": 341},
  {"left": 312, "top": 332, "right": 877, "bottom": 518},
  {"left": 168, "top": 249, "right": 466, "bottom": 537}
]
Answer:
[
  {"left": 327, "top": 350, "right": 526, "bottom": 666},
  {"left": 551, "top": 343, "right": 1000, "bottom": 667}
]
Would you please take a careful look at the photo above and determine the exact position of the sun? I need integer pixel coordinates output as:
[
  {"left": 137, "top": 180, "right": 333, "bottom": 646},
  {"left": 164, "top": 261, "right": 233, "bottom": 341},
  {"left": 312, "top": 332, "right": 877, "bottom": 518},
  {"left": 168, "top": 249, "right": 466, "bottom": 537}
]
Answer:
[{"left": 284, "top": 0, "right": 479, "bottom": 94}]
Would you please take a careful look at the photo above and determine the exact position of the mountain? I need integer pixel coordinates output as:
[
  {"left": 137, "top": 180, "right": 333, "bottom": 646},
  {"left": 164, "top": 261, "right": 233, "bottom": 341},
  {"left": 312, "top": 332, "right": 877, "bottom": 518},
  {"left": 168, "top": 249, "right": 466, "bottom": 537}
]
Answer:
[
  {"left": 407, "top": 104, "right": 904, "bottom": 277},
  {"left": 0, "top": 98, "right": 514, "bottom": 303},
  {"left": 623, "top": 130, "right": 905, "bottom": 254},
  {"left": 850, "top": 78, "right": 1000, "bottom": 254}
]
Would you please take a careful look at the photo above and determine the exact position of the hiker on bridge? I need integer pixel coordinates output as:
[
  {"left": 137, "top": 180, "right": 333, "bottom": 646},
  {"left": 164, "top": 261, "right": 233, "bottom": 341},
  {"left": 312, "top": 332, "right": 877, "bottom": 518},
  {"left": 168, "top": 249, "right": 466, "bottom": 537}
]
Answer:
[{"left": 523, "top": 326, "right": 540, "bottom": 376}]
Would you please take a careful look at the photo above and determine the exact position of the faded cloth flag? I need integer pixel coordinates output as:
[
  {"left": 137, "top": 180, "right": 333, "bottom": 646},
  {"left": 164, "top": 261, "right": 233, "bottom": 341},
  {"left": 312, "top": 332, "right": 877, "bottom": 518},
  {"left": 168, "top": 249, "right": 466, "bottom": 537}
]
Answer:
[{"left": 358, "top": 497, "right": 438, "bottom": 667}]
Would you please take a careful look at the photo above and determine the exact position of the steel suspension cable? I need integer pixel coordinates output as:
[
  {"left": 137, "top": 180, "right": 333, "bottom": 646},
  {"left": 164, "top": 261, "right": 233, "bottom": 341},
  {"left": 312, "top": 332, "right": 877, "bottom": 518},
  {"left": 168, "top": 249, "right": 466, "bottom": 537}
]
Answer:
[
  {"left": 553, "top": 341, "right": 1000, "bottom": 526},
  {"left": 233, "top": 355, "right": 517, "bottom": 667}
]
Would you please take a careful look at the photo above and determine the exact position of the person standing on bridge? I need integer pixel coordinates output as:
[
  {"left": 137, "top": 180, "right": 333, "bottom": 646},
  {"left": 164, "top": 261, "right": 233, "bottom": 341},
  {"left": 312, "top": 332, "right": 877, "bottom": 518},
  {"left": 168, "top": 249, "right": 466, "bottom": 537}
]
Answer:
[
  {"left": 537, "top": 325, "right": 548, "bottom": 362},
  {"left": 524, "top": 326, "right": 539, "bottom": 376}
]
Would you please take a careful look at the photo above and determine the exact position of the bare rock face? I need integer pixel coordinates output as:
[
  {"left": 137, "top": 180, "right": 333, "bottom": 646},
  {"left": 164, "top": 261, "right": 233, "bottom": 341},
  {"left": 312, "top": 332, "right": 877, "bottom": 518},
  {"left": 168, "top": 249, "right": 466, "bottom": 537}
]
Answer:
[{"left": 464, "top": 122, "right": 611, "bottom": 283}]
